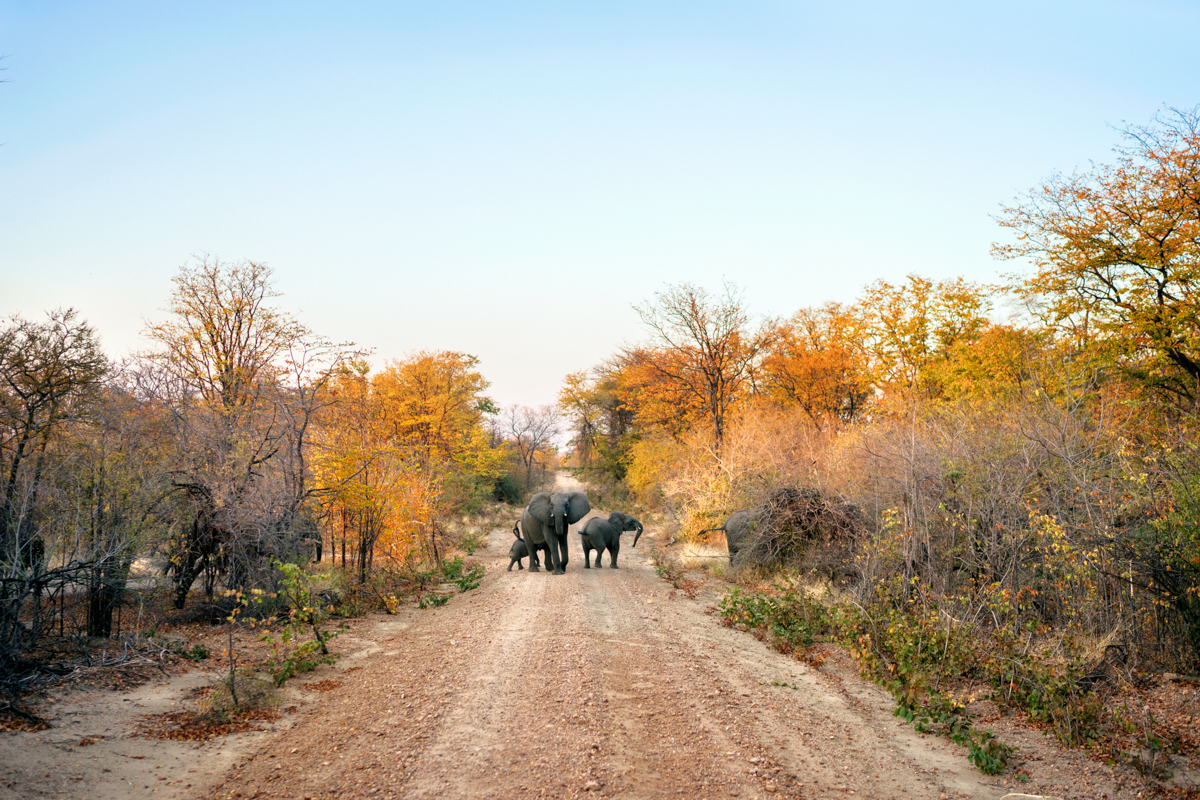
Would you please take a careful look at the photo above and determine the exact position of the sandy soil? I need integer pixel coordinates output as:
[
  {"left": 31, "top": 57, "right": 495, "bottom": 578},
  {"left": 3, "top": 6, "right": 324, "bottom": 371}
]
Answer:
[{"left": 1, "top": 475, "right": 1183, "bottom": 800}]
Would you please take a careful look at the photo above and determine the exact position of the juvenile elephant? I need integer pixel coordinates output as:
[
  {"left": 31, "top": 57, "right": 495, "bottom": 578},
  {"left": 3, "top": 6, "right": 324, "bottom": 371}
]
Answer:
[
  {"left": 520, "top": 491, "right": 591, "bottom": 575},
  {"left": 579, "top": 512, "right": 643, "bottom": 568},
  {"left": 698, "top": 510, "right": 755, "bottom": 561},
  {"left": 508, "top": 522, "right": 549, "bottom": 573}
]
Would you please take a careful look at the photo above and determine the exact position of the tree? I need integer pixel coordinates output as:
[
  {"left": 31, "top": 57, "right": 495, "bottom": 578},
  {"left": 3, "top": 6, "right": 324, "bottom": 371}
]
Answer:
[
  {"left": 313, "top": 353, "right": 504, "bottom": 577},
  {"left": 498, "top": 405, "right": 560, "bottom": 490},
  {"left": 628, "top": 283, "right": 772, "bottom": 451},
  {"left": 557, "top": 371, "right": 602, "bottom": 469},
  {"left": 0, "top": 309, "right": 106, "bottom": 679},
  {"left": 314, "top": 363, "right": 405, "bottom": 580},
  {"left": 145, "top": 258, "right": 307, "bottom": 414},
  {"left": 143, "top": 257, "right": 351, "bottom": 606},
  {"left": 54, "top": 374, "right": 173, "bottom": 638},
  {"left": 373, "top": 351, "right": 500, "bottom": 477},
  {"left": 759, "top": 303, "right": 872, "bottom": 429},
  {"left": 855, "top": 275, "right": 991, "bottom": 401},
  {"left": 996, "top": 106, "right": 1200, "bottom": 406},
  {"left": 0, "top": 309, "right": 107, "bottom": 563}
]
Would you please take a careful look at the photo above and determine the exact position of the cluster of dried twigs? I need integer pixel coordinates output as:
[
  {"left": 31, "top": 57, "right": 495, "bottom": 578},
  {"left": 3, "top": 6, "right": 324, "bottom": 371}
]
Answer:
[{"left": 735, "top": 487, "right": 864, "bottom": 576}]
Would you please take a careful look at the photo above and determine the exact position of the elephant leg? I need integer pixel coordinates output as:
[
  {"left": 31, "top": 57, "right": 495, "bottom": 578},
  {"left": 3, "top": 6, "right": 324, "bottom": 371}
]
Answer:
[
  {"left": 550, "top": 534, "right": 568, "bottom": 574},
  {"left": 610, "top": 541, "right": 620, "bottom": 568},
  {"left": 543, "top": 537, "right": 561, "bottom": 575},
  {"left": 582, "top": 541, "right": 591, "bottom": 568},
  {"left": 507, "top": 559, "right": 514, "bottom": 571},
  {"left": 528, "top": 545, "right": 541, "bottom": 572}
]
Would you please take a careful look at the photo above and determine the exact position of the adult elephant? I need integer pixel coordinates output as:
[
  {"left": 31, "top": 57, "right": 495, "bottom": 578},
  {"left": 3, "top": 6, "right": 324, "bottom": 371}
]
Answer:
[
  {"left": 520, "top": 491, "right": 591, "bottom": 575},
  {"left": 698, "top": 510, "right": 755, "bottom": 562},
  {"left": 579, "top": 511, "right": 643, "bottom": 568}
]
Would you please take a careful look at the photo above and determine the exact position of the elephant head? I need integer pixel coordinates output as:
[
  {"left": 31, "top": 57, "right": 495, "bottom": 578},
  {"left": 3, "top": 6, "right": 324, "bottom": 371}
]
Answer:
[
  {"left": 608, "top": 511, "right": 643, "bottom": 547},
  {"left": 527, "top": 491, "right": 591, "bottom": 539}
]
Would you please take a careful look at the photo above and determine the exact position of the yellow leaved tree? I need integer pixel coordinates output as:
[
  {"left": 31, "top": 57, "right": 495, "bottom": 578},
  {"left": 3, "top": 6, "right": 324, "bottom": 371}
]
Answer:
[{"left": 313, "top": 352, "right": 504, "bottom": 578}]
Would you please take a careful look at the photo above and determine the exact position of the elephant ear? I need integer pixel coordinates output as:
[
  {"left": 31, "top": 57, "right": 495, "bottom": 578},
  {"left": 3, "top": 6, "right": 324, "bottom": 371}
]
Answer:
[
  {"left": 564, "top": 492, "right": 591, "bottom": 524},
  {"left": 527, "top": 492, "right": 553, "bottom": 525}
]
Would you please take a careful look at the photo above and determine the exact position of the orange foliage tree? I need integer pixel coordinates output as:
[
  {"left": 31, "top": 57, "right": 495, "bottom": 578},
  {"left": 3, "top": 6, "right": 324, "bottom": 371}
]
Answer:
[
  {"left": 854, "top": 274, "right": 992, "bottom": 402},
  {"left": 996, "top": 106, "right": 1200, "bottom": 408},
  {"left": 759, "top": 303, "right": 872, "bottom": 430},
  {"left": 625, "top": 283, "right": 773, "bottom": 451},
  {"left": 313, "top": 352, "right": 504, "bottom": 578}
]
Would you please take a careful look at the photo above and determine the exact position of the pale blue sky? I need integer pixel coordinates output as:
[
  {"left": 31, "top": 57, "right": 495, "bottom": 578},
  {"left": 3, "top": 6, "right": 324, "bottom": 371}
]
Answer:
[{"left": 2, "top": 1, "right": 1197, "bottom": 406}]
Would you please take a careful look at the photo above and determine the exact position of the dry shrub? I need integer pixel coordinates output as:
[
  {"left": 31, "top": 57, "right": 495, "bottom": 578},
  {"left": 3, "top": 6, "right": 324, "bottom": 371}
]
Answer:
[
  {"left": 734, "top": 487, "right": 864, "bottom": 579},
  {"left": 630, "top": 386, "right": 1198, "bottom": 672},
  {"left": 680, "top": 542, "right": 730, "bottom": 575},
  {"left": 645, "top": 406, "right": 844, "bottom": 539}
]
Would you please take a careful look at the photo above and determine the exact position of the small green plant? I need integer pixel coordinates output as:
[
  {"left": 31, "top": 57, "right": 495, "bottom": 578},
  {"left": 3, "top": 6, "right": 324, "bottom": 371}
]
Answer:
[
  {"left": 259, "top": 562, "right": 347, "bottom": 687},
  {"left": 185, "top": 644, "right": 210, "bottom": 661},
  {"left": 453, "top": 562, "right": 485, "bottom": 592},
  {"left": 419, "top": 592, "right": 451, "bottom": 609},
  {"left": 441, "top": 556, "right": 466, "bottom": 581},
  {"left": 459, "top": 530, "right": 486, "bottom": 555}
]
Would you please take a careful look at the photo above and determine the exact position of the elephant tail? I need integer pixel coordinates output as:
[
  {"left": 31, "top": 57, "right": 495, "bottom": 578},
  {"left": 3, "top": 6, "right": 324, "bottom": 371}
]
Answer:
[
  {"left": 696, "top": 526, "right": 726, "bottom": 535},
  {"left": 513, "top": 522, "right": 524, "bottom": 542}
]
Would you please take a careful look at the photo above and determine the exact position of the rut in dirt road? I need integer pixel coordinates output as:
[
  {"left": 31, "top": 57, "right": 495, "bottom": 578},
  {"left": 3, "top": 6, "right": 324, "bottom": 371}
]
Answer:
[{"left": 211, "top": 508, "right": 1002, "bottom": 800}]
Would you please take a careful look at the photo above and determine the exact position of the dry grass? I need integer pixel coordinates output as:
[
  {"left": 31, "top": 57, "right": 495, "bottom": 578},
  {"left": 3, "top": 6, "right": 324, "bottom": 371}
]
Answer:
[{"left": 680, "top": 541, "right": 730, "bottom": 576}]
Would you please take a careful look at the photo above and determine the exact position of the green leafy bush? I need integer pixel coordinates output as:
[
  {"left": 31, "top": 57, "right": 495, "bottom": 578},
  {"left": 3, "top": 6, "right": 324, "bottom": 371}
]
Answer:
[
  {"left": 259, "top": 562, "right": 347, "bottom": 687},
  {"left": 453, "top": 562, "right": 485, "bottom": 592},
  {"left": 185, "top": 644, "right": 210, "bottom": 661},
  {"left": 716, "top": 579, "right": 1027, "bottom": 775},
  {"left": 492, "top": 473, "right": 523, "bottom": 504},
  {"left": 418, "top": 592, "right": 451, "bottom": 609},
  {"left": 441, "top": 556, "right": 466, "bottom": 581}
]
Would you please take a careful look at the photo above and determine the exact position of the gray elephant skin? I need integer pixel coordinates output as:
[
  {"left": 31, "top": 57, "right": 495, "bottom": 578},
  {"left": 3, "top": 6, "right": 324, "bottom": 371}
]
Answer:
[
  {"left": 698, "top": 510, "right": 755, "bottom": 561},
  {"left": 507, "top": 522, "right": 549, "bottom": 571},
  {"left": 579, "top": 512, "right": 643, "bottom": 568},
  {"left": 520, "top": 491, "right": 591, "bottom": 574}
]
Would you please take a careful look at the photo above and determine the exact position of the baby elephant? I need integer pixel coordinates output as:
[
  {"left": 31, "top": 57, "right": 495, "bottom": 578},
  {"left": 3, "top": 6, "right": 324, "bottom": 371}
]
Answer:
[
  {"left": 580, "top": 511, "right": 643, "bottom": 569},
  {"left": 508, "top": 522, "right": 550, "bottom": 571},
  {"left": 508, "top": 523, "right": 529, "bottom": 571}
]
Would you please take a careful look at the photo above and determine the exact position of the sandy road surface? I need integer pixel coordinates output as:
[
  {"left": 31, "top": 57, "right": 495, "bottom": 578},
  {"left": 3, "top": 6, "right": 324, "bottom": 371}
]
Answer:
[{"left": 207, "top": 483, "right": 1008, "bottom": 800}]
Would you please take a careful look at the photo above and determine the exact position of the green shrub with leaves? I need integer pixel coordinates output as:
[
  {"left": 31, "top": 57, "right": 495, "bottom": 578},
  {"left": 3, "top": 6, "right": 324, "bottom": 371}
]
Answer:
[
  {"left": 717, "top": 578, "right": 1021, "bottom": 775},
  {"left": 453, "top": 562, "right": 485, "bottom": 591},
  {"left": 418, "top": 592, "right": 451, "bottom": 609},
  {"left": 459, "top": 530, "right": 486, "bottom": 555},
  {"left": 259, "top": 562, "right": 347, "bottom": 687},
  {"left": 492, "top": 473, "right": 523, "bottom": 504},
  {"left": 185, "top": 644, "right": 210, "bottom": 661},
  {"left": 441, "top": 556, "right": 466, "bottom": 581}
]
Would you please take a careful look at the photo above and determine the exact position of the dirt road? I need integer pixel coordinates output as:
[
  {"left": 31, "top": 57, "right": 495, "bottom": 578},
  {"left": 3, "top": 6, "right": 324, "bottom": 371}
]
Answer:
[{"left": 207, "top": 482, "right": 1009, "bottom": 800}]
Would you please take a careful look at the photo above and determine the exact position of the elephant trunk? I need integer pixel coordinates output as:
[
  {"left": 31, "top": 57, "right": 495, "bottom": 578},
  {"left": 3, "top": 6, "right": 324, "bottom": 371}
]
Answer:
[
  {"left": 632, "top": 525, "right": 642, "bottom": 548},
  {"left": 513, "top": 523, "right": 523, "bottom": 541}
]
